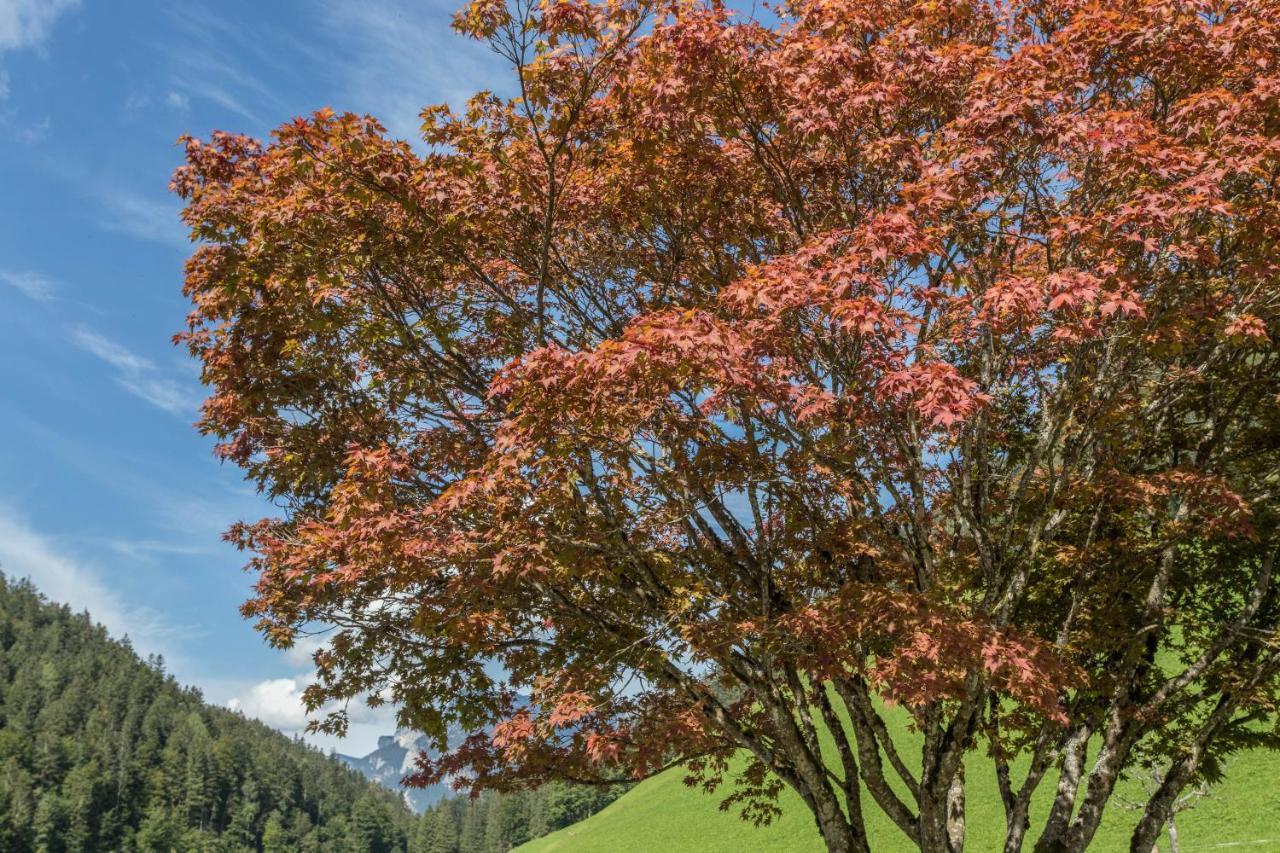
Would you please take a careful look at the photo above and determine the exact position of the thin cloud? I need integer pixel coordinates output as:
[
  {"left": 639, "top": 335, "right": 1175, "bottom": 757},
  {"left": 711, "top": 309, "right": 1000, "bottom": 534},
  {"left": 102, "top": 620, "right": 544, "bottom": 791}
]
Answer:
[
  {"left": 13, "top": 114, "right": 49, "bottom": 143},
  {"left": 318, "top": 0, "right": 500, "bottom": 142},
  {"left": 96, "top": 188, "right": 189, "bottom": 250},
  {"left": 70, "top": 326, "right": 202, "bottom": 417},
  {"left": 120, "top": 375, "right": 203, "bottom": 416},
  {"left": 0, "top": 268, "right": 56, "bottom": 301},
  {"left": 160, "top": 5, "right": 292, "bottom": 128},
  {"left": 0, "top": 507, "right": 177, "bottom": 657},
  {"left": 0, "top": 0, "right": 80, "bottom": 101},
  {"left": 0, "top": 0, "right": 79, "bottom": 52},
  {"left": 107, "top": 538, "right": 210, "bottom": 562}
]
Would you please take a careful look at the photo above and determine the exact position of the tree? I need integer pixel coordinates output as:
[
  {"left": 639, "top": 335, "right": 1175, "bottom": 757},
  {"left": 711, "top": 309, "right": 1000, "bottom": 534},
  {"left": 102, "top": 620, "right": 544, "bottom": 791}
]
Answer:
[
  {"left": 428, "top": 805, "right": 459, "bottom": 853},
  {"left": 135, "top": 802, "right": 178, "bottom": 853},
  {"left": 1116, "top": 760, "right": 1218, "bottom": 853},
  {"left": 0, "top": 575, "right": 415, "bottom": 853},
  {"left": 409, "top": 809, "right": 438, "bottom": 853},
  {"left": 262, "top": 809, "right": 292, "bottom": 853},
  {"left": 348, "top": 792, "right": 404, "bottom": 853},
  {"left": 172, "top": 0, "right": 1280, "bottom": 850},
  {"left": 32, "top": 792, "right": 68, "bottom": 853}
]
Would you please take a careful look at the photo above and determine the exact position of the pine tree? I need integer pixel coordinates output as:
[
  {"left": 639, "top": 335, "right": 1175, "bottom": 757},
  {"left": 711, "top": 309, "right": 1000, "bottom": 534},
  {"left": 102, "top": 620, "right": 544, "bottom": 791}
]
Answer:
[
  {"left": 0, "top": 576, "right": 415, "bottom": 852},
  {"left": 32, "top": 791, "right": 68, "bottom": 853},
  {"left": 409, "top": 808, "right": 436, "bottom": 853},
  {"left": 262, "top": 809, "right": 291, "bottom": 853},
  {"left": 428, "top": 804, "right": 458, "bottom": 853},
  {"left": 135, "top": 802, "right": 178, "bottom": 853}
]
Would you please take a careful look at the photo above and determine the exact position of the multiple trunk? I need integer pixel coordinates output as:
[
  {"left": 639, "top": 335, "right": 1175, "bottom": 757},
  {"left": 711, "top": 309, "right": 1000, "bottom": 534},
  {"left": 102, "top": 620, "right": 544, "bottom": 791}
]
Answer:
[{"left": 712, "top": 542, "right": 1280, "bottom": 852}]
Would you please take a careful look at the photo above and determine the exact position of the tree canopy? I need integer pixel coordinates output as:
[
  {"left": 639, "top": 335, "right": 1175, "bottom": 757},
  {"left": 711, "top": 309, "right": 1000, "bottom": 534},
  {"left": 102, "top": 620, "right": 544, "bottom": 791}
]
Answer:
[{"left": 173, "top": 0, "right": 1280, "bottom": 850}]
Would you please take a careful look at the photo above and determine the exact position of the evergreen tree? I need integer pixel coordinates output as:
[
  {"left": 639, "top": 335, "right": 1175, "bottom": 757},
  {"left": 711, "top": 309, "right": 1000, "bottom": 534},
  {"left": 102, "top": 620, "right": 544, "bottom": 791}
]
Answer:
[
  {"left": 409, "top": 809, "right": 437, "bottom": 853},
  {"left": 0, "top": 575, "right": 414, "bottom": 852},
  {"left": 428, "top": 804, "right": 458, "bottom": 853},
  {"left": 32, "top": 791, "right": 68, "bottom": 853},
  {"left": 262, "top": 809, "right": 291, "bottom": 853}
]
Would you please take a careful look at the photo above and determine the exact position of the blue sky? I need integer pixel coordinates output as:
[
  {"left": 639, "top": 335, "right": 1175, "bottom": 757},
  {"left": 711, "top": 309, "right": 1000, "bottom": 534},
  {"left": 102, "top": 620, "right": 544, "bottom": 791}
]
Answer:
[{"left": 0, "top": 0, "right": 501, "bottom": 753}]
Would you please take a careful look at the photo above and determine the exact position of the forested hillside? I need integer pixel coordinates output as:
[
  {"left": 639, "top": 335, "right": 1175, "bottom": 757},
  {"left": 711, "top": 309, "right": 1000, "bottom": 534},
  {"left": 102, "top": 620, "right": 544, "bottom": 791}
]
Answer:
[
  {"left": 0, "top": 574, "right": 414, "bottom": 852},
  {"left": 412, "top": 780, "right": 626, "bottom": 852}
]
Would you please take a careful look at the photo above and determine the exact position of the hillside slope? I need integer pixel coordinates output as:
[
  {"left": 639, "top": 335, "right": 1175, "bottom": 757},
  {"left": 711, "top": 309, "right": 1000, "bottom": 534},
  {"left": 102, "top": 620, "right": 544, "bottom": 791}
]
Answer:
[
  {"left": 0, "top": 574, "right": 415, "bottom": 852},
  {"left": 519, "top": 711, "right": 1280, "bottom": 852}
]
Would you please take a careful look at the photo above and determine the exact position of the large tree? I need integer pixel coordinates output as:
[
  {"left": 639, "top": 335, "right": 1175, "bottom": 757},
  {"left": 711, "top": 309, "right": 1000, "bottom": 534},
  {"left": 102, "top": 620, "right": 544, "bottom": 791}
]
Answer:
[{"left": 172, "top": 0, "right": 1280, "bottom": 850}]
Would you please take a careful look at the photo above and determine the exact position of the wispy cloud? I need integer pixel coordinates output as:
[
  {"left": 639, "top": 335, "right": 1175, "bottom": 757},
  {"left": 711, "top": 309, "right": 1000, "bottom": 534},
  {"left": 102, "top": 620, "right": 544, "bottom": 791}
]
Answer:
[
  {"left": 160, "top": 4, "right": 294, "bottom": 128},
  {"left": 0, "top": 0, "right": 79, "bottom": 53},
  {"left": 9, "top": 414, "right": 260, "bottom": 550},
  {"left": 0, "top": 268, "right": 56, "bottom": 301},
  {"left": 71, "top": 327, "right": 151, "bottom": 371},
  {"left": 95, "top": 188, "right": 189, "bottom": 249},
  {"left": 318, "top": 0, "right": 500, "bottom": 142},
  {"left": 0, "top": 507, "right": 177, "bottom": 656},
  {"left": 70, "top": 326, "right": 202, "bottom": 417},
  {"left": 0, "top": 0, "right": 80, "bottom": 100},
  {"left": 107, "top": 538, "right": 210, "bottom": 562},
  {"left": 12, "top": 113, "right": 48, "bottom": 143}
]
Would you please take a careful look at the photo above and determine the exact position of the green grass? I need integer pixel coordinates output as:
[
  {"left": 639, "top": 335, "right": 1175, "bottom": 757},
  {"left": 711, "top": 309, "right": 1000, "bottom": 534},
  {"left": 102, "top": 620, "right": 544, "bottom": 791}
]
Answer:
[{"left": 518, "top": 708, "right": 1280, "bottom": 852}]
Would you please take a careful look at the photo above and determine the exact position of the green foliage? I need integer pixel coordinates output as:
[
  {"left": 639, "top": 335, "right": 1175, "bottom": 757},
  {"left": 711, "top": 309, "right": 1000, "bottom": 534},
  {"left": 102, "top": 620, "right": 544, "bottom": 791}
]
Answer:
[
  {"left": 415, "top": 781, "right": 627, "bottom": 853},
  {"left": 0, "top": 574, "right": 414, "bottom": 852}
]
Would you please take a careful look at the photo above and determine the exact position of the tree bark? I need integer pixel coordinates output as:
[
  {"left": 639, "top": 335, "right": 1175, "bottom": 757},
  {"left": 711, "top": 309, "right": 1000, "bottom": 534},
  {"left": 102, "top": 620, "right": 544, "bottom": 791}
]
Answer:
[
  {"left": 813, "top": 796, "right": 869, "bottom": 853},
  {"left": 946, "top": 774, "right": 966, "bottom": 853},
  {"left": 918, "top": 776, "right": 965, "bottom": 853}
]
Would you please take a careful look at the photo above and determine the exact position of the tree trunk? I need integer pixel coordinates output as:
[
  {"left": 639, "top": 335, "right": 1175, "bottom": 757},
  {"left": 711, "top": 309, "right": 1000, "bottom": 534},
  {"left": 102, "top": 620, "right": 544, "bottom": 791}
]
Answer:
[
  {"left": 813, "top": 801, "right": 869, "bottom": 853},
  {"left": 918, "top": 778, "right": 964, "bottom": 853},
  {"left": 1002, "top": 797, "right": 1032, "bottom": 853},
  {"left": 946, "top": 774, "right": 966, "bottom": 852}
]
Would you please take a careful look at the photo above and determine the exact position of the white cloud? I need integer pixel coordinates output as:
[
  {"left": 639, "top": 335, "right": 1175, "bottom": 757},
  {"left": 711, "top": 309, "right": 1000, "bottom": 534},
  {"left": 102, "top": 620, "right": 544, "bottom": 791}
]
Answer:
[
  {"left": 226, "top": 671, "right": 399, "bottom": 752},
  {"left": 96, "top": 189, "right": 189, "bottom": 249},
  {"left": 283, "top": 632, "right": 330, "bottom": 667},
  {"left": 70, "top": 326, "right": 202, "bottom": 417},
  {"left": 107, "top": 538, "right": 209, "bottom": 562},
  {"left": 0, "top": 268, "right": 55, "bottom": 301},
  {"left": 71, "top": 327, "right": 152, "bottom": 372},
  {"left": 228, "top": 676, "right": 314, "bottom": 730},
  {"left": 0, "top": 0, "right": 79, "bottom": 53},
  {"left": 0, "top": 507, "right": 175, "bottom": 656},
  {"left": 318, "top": 0, "right": 499, "bottom": 142},
  {"left": 0, "top": 0, "right": 80, "bottom": 101}
]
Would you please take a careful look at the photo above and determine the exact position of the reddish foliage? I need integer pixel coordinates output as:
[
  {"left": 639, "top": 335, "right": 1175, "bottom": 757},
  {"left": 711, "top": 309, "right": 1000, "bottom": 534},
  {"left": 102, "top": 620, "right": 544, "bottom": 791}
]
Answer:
[{"left": 175, "top": 0, "right": 1280, "bottom": 850}]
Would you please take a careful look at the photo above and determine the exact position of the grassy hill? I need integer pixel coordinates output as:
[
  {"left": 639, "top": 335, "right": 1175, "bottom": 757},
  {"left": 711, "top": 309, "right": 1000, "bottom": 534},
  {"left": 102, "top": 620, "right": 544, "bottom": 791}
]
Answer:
[{"left": 518, "top": 708, "right": 1280, "bottom": 853}]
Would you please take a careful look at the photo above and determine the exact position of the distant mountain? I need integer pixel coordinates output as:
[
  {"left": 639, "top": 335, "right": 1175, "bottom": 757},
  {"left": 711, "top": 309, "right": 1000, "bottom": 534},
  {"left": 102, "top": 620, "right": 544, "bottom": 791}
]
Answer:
[
  {"left": 339, "top": 696, "right": 541, "bottom": 813},
  {"left": 0, "top": 574, "right": 415, "bottom": 851},
  {"left": 337, "top": 729, "right": 451, "bottom": 812}
]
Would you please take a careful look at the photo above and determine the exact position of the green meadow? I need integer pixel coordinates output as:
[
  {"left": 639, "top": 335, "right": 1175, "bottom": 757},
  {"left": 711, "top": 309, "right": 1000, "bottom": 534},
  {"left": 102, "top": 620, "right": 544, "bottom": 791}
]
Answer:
[{"left": 520, "top": 708, "right": 1280, "bottom": 853}]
